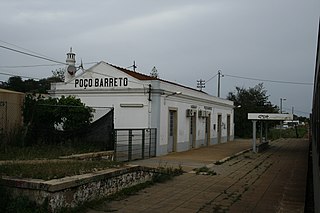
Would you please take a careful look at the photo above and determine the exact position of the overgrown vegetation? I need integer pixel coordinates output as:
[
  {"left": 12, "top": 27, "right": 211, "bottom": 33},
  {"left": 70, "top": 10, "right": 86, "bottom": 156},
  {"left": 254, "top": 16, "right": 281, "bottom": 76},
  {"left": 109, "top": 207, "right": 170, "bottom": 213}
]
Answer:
[
  {"left": 0, "top": 186, "right": 49, "bottom": 213},
  {"left": 193, "top": 166, "right": 217, "bottom": 175},
  {"left": 153, "top": 164, "right": 184, "bottom": 182},
  {"left": 0, "top": 160, "right": 122, "bottom": 180},
  {"left": 268, "top": 126, "right": 308, "bottom": 140},
  {"left": 227, "top": 83, "right": 278, "bottom": 138},
  {"left": 22, "top": 94, "right": 94, "bottom": 145},
  {"left": 0, "top": 142, "right": 104, "bottom": 160},
  {"left": 226, "top": 83, "right": 309, "bottom": 138}
]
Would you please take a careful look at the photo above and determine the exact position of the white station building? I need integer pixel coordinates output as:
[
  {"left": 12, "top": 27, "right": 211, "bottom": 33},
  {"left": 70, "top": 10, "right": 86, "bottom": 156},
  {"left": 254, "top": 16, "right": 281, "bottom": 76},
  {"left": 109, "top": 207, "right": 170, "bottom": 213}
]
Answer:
[{"left": 50, "top": 50, "right": 235, "bottom": 156}]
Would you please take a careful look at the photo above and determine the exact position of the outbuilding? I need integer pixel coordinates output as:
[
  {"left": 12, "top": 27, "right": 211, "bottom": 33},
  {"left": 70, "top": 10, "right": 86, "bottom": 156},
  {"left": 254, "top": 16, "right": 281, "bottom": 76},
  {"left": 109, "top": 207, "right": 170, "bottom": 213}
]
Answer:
[
  {"left": 0, "top": 88, "right": 25, "bottom": 136},
  {"left": 50, "top": 50, "right": 235, "bottom": 156}
]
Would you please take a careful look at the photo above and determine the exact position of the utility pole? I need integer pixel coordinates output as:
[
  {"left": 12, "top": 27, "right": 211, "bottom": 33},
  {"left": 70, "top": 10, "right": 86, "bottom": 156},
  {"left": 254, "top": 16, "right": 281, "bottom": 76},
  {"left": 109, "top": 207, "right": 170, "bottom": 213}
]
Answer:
[
  {"left": 197, "top": 79, "right": 205, "bottom": 91},
  {"left": 279, "top": 98, "right": 286, "bottom": 138},
  {"left": 133, "top": 61, "right": 137, "bottom": 71},
  {"left": 217, "top": 70, "right": 224, "bottom": 97},
  {"left": 127, "top": 61, "right": 137, "bottom": 71}
]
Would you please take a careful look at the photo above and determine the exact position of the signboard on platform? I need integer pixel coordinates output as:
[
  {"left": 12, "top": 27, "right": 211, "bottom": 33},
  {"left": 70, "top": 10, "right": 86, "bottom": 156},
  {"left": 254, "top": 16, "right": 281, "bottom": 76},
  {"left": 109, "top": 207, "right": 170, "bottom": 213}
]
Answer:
[{"left": 248, "top": 113, "right": 293, "bottom": 121}]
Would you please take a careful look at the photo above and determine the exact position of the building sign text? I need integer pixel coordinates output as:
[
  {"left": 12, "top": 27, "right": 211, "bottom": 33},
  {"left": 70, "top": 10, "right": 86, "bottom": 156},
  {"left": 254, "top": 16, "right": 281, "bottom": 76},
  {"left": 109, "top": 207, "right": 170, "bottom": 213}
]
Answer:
[{"left": 75, "top": 77, "right": 128, "bottom": 89}]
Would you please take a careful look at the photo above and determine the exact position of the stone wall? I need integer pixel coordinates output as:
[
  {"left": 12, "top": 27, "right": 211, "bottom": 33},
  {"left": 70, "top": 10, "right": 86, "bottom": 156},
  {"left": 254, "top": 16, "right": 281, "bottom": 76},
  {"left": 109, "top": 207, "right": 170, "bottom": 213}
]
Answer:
[{"left": 1, "top": 165, "right": 156, "bottom": 212}]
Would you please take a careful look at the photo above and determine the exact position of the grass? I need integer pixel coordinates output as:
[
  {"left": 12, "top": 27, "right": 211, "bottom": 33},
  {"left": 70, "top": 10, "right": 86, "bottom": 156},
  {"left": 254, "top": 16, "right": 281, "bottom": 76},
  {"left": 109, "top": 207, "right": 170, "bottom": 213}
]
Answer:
[
  {"left": 268, "top": 126, "right": 308, "bottom": 140},
  {"left": 193, "top": 166, "right": 217, "bottom": 175},
  {"left": 0, "top": 143, "right": 105, "bottom": 161},
  {"left": 0, "top": 160, "right": 123, "bottom": 180}
]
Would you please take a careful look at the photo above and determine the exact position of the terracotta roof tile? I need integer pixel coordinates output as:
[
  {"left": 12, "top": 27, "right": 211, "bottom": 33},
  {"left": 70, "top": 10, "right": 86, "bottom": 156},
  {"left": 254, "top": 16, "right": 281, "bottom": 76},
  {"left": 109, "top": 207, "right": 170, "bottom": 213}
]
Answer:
[
  {"left": 108, "top": 63, "right": 206, "bottom": 94},
  {"left": 109, "top": 64, "right": 157, "bottom": 80}
]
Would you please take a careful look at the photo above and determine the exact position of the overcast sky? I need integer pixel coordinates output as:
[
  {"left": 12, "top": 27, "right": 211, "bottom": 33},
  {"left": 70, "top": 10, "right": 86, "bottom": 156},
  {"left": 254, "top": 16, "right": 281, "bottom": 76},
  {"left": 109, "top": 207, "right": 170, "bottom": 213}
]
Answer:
[{"left": 0, "top": 0, "right": 319, "bottom": 116}]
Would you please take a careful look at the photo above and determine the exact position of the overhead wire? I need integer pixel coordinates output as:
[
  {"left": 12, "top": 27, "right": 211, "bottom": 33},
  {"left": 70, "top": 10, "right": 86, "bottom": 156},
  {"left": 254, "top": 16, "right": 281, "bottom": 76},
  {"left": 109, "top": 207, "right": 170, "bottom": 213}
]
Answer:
[
  {"left": 0, "top": 44, "right": 66, "bottom": 65},
  {"left": 205, "top": 73, "right": 218, "bottom": 83},
  {"left": 0, "top": 63, "right": 63, "bottom": 68},
  {"left": 204, "top": 71, "right": 313, "bottom": 86},
  {"left": 282, "top": 107, "right": 310, "bottom": 115},
  {"left": 0, "top": 61, "right": 98, "bottom": 69},
  {"left": 0, "top": 39, "right": 56, "bottom": 60},
  {"left": 223, "top": 73, "right": 313, "bottom": 86},
  {"left": 0, "top": 71, "right": 41, "bottom": 80}
]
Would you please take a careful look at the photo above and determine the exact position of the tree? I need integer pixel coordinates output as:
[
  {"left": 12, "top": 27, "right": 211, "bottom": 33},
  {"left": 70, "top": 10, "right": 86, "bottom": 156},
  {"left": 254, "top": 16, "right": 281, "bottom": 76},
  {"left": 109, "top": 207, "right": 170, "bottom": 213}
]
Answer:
[
  {"left": 52, "top": 68, "right": 65, "bottom": 82},
  {"left": 227, "top": 83, "right": 278, "bottom": 138},
  {"left": 3, "top": 73, "right": 63, "bottom": 94},
  {"left": 7, "top": 76, "right": 25, "bottom": 92},
  {"left": 23, "top": 95, "right": 93, "bottom": 144}
]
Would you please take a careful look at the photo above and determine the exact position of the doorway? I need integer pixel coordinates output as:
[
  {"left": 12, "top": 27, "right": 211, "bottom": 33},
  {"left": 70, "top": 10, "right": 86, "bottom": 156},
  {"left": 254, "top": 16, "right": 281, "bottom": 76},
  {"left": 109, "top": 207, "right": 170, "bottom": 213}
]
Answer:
[
  {"left": 227, "top": 115, "right": 231, "bottom": 141},
  {"left": 217, "top": 114, "right": 222, "bottom": 143},
  {"left": 168, "top": 110, "right": 177, "bottom": 153},
  {"left": 205, "top": 114, "right": 211, "bottom": 146},
  {"left": 189, "top": 114, "right": 196, "bottom": 148}
]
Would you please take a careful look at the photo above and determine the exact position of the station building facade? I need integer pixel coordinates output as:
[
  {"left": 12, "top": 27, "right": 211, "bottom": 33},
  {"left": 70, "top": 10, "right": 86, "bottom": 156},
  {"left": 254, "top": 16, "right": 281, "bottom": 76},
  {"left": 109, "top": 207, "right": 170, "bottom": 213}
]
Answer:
[{"left": 50, "top": 51, "right": 235, "bottom": 156}]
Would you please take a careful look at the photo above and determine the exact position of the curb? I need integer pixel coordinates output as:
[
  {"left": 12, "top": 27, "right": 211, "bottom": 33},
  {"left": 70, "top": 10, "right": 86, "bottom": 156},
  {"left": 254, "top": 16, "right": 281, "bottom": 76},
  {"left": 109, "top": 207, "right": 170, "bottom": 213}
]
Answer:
[
  {"left": 188, "top": 148, "right": 253, "bottom": 173},
  {"left": 211, "top": 148, "right": 252, "bottom": 166}
]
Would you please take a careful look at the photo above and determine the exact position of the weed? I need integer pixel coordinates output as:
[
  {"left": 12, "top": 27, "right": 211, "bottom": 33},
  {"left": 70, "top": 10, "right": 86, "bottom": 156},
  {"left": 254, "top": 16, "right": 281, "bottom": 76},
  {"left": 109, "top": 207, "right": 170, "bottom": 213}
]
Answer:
[
  {"left": 244, "top": 155, "right": 252, "bottom": 159},
  {"left": 193, "top": 166, "right": 217, "bottom": 175},
  {"left": 214, "top": 161, "right": 223, "bottom": 165},
  {"left": 153, "top": 164, "right": 184, "bottom": 182}
]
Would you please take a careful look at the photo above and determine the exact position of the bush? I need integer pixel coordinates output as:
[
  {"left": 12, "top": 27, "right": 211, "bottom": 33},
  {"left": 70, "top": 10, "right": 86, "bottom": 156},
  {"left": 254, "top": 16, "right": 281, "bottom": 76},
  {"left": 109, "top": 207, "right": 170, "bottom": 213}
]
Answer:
[
  {"left": 268, "top": 126, "right": 308, "bottom": 140},
  {"left": 0, "top": 186, "right": 48, "bottom": 213}
]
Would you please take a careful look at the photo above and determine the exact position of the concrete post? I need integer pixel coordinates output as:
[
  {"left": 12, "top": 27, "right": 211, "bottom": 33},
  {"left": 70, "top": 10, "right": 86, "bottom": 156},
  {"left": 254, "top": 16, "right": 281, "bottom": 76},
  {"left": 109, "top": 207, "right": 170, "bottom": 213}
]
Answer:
[
  {"left": 252, "top": 120, "right": 257, "bottom": 153},
  {"left": 265, "top": 122, "right": 268, "bottom": 142},
  {"left": 260, "top": 121, "right": 263, "bottom": 144}
]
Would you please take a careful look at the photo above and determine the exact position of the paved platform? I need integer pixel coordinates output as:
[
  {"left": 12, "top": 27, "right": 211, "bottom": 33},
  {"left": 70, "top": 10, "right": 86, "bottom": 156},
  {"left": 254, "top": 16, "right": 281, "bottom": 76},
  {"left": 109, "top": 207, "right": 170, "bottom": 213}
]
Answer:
[
  {"left": 86, "top": 138, "right": 309, "bottom": 213},
  {"left": 133, "top": 139, "right": 252, "bottom": 172}
]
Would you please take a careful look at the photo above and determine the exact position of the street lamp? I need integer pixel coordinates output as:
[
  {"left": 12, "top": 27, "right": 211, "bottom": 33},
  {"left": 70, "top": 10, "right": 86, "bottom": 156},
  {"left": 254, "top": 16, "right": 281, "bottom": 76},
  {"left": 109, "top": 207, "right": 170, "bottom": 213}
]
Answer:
[
  {"left": 164, "top": 91, "right": 182, "bottom": 105},
  {"left": 165, "top": 91, "right": 182, "bottom": 98}
]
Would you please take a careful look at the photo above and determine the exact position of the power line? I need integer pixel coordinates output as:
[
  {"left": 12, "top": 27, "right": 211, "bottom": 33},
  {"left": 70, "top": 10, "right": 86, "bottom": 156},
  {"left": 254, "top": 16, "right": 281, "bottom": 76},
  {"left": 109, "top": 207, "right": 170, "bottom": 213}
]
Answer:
[
  {"left": 0, "top": 44, "right": 66, "bottom": 65},
  {"left": 205, "top": 73, "right": 218, "bottom": 83},
  {"left": 0, "top": 61, "right": 98, "bottom": 69},
  {"left": 0, "top": 39, "right": 56, "bottom": 60},
  {"left": 0, "top": 64, "right": 63, "bottom": 68},
  {"left": 224, "top": 73, "right": 313, "bottom": 86},
  {"left": 0, "top": 71, "right": 41, "bottom": 80},
  {"left": 282, "top": 107, "right": 310, "bottom": 115}
]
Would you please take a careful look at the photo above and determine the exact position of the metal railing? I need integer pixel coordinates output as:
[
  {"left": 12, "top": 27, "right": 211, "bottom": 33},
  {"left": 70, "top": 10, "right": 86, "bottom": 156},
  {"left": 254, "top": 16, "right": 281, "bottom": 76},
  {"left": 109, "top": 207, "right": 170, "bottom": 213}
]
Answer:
[{"left": 114, "top": 128, "right": 157, "bottom": 162}]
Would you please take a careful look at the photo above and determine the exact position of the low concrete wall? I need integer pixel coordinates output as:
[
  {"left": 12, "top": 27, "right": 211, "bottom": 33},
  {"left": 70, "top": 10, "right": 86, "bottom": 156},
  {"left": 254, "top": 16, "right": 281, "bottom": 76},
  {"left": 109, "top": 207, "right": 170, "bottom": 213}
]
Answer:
[{"left": 0, "top": 165, "right": 155, "bottom": 212}]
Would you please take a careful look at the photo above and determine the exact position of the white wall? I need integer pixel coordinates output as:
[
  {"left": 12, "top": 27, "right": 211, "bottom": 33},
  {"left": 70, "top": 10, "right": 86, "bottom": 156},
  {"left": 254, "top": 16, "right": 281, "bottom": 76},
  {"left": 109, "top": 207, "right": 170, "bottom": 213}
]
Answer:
[
  {"left": 156, "top": 80, "right": 234, "bottom": 155},
  {"left": 50, "top": 61, "right": 234, "bottom": 156}
]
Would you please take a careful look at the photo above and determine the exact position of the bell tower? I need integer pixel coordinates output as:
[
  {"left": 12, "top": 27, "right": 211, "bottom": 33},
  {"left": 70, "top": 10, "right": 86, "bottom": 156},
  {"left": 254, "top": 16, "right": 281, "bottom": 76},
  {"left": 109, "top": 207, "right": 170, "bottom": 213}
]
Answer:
[{"left": 64, "top": 47, "right": 76, "bottom": 82}]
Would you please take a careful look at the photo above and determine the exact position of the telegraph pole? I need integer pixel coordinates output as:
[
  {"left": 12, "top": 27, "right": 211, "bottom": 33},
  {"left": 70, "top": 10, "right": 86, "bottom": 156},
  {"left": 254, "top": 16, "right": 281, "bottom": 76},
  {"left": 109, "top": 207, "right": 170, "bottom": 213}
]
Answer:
[
  {"left": 217, "top": 70, "right": 223, "bottom": 97},
  {"left": 197, "top": 79, "right": 205, "bottom": 91}
]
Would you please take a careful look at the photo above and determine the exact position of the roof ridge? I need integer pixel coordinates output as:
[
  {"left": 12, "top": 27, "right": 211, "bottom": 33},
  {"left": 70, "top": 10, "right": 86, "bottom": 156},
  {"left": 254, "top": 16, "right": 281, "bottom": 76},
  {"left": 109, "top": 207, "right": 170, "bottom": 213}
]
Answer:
[
  {"left": 107, "top": 62, "right": 157, "bottom": 80},
  {"left": 105, "top": 61, "right": 207, "bottom": 94}
]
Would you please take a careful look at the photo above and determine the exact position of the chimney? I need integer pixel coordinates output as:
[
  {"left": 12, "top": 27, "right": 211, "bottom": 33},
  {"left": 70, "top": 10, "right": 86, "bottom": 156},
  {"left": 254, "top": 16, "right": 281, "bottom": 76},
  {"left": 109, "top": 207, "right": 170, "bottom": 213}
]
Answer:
[{"left": 65, "top": 47, "right": 76, "bottom": 82}]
